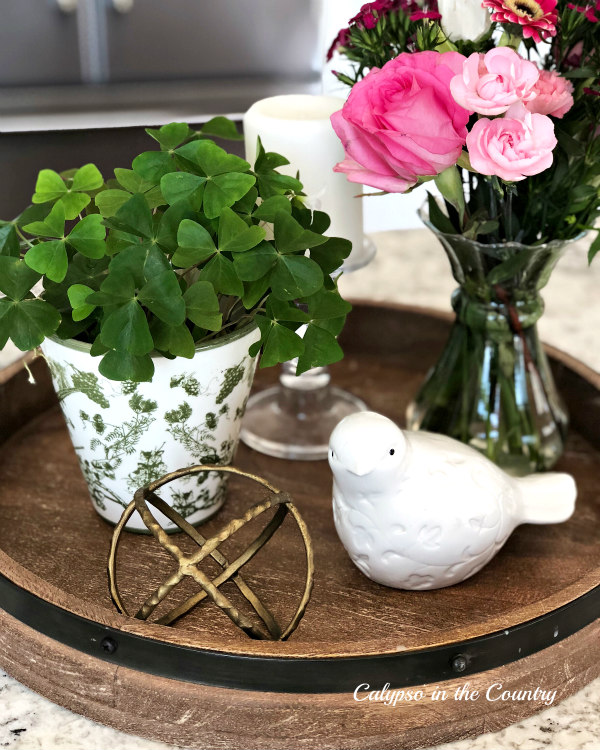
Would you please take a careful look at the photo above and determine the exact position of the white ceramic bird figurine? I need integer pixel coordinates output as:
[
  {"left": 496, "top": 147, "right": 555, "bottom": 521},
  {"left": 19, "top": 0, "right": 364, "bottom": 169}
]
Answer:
[{"left": 329, "top": 412, "right": 577, "bottom": 590}]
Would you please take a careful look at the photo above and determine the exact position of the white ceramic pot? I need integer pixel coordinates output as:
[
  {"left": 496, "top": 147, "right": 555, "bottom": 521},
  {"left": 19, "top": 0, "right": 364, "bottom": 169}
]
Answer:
[{"left": 41, "top": 323, "right": 260, "bottom": 531}]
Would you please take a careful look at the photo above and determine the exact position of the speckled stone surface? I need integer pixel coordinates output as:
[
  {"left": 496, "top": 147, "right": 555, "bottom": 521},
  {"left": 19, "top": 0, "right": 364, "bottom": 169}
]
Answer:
[{"left": 0, "top": 229, "right": 598, "bottom": 749}]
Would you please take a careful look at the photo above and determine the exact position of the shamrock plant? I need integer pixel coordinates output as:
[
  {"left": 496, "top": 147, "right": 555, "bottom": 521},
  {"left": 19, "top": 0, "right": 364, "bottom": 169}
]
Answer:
[{"left": 0, "top": 118, "right": 352, "bottom": 381}]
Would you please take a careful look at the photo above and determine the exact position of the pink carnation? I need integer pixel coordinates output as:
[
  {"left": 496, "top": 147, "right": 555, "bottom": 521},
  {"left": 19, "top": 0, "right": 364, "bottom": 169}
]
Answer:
[
  {"left": 331, "top": 51, "right": 470, "bottom": 193},
  {"left": 466, "top": 103, "right": 557, "bottom": 182},
  {"left": 525, "top": 70, "right": 574, "bottom": 118},
  {"left": 450, "top": 48, "right": 539, "bottom": 116}
]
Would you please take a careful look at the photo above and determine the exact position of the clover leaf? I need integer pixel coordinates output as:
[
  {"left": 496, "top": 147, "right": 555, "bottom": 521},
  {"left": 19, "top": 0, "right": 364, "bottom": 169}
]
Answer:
[
  {"left": 67, "top": 283, "right": 96, "bottom": 321},
  {"left": 98, "top": 349, "right": 154, "bottom": 382},
  {"left": 95, "top": 168, "right": 164, "bottom": 217},
  {"left": 3, "top": 118, "right": 352, "bottom": 381},
  {"left": 32, "top": 164, "right": 103, "bottom": 220},
  {"left": 173, "top": 140, "right": 256, "bottom": 219},
  {"left": 253, "top": 137, "right": 303, "bottom": 198},
  {"left": 183, "top": 280, "right": 222, "bottom": 331},
  {"left": 0, "top": 257, "right": 42, "bottom": 301},
  {"left": 252, "top": 314, "right": 304, "bottom": 368},
  {"left": 0, "top": 223, "right": 21, "bottom": 257},
  {"left": 0, "top": 298, "right": 60, "bottom": 350},
  {"left": 145, "top": 122, "right": 194, "bottom": 151},
  {"left": 150, "top": 319, "right": 196, "bottom": 358}
]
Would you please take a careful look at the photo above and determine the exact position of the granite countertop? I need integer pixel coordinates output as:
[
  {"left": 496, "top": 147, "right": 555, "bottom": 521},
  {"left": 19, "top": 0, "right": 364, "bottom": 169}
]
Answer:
[{"left": 1, "top": 229, "right": 599, "bottom": 750}]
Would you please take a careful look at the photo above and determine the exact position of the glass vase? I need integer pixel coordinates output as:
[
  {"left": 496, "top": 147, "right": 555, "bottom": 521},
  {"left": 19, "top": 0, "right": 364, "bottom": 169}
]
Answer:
[{"left": 406, "top": 211, "right": 579, "bottom": 475}]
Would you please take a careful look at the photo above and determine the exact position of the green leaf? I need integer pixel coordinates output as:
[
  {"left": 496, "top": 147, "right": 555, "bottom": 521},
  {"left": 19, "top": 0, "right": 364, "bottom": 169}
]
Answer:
[
  {"left": 588, "top": 233, "right": 600, "bottom": 264},
  {"left": 59, "top": 191, "right": 92, "bottom": 220},
  {"left": 150, "top": 319, "right": 196, "bottom": 358},
  {"left": 71, "top": 163, "right": 103, "bottom": 192},
  {"left": 309, "top": 237, "right": 351, "bottom": 275},
  {"left": 23, "top": 201, "right": 65, "bottom": 238},
  {"left": 42, "top": 254, "right": 109, "bottom": 310},
  {"left": 98, "top": 349, "right": 154, "bottom": 382},
  {"left": 271, "top": 254, "right": 323, "bottom": 300},
  {"left": 172, "top": 219, "right": 217, "bottom": 267},
  {"left": 274, "top": 211, "right": 328, "bottom": 254},
  {"left": 486, "top": 249, "right": 537, "bottom": 285},
  {"left": 203, "top": 173, "right": 256, "bottom": 219},
  {"left": 114, "top": 168, "right": 153, "bottom": 193},
  {"left": 160, "top": 172, "right": 206, "bottom": 205},
  {"left": 218, "top": 207, "right": 265, "bottom": 252},
  {"left": 305, "top": 288, "right": 352, "bottom": 323},
  {"left": 137, "top": 271, "right": 186, "bottom": 326},
  {"left": 426, "top": 192, "right": 456, "bottom": 235},
  {"left": 175, "top": 140, "right": 250, "bottom": 176},
  {"left": 233, "top": 240, "right": 278, "bottom": 281},
  {"left": 253, "top": 137, "right": 303, "bottom": 198},
  {"left": 266, "top": 296, "right": 309, "bottom": 324},
  {"left": 105, "top": 244, "right": 170, "bottom": 290},
  {"left": 67, "top": 283, "right": 96, "bottom": 321},
  {"left": 105, "top": 193, "right": 153, "bottom": 238},
  {"left": 154, "top": 201, "right": 196, "bottom": 252},
  {"left": 100, "top": 299, "right": 153, "bottom": 355},
  {"left": 183, "top": 280, "right": 222, "bottom": 330},
  {"left": 296, "top": 324, "right": 343, "bottom": 375},
  {"left": 132, "top": 151, "right": 175, "bottom": 182},
  {"left": 145, "top": 122, "right": 192, "bottom": 151},
  {"left": 233, "top": 187, "right": 258, "bottom": 217},
  {"left": 24, "top": 240, "right": 68, "bottom": 282},
  {"left": 199, "top": 116, "right": 243, "bottom": 141},
  {"left": 32, "top": 169, "right": 67, "bottom": 203},
  {"left": 0, "top": 224, "right": 20, "bottom": 257},
  {"left": 242, "top": 274, "right": 271, "bottom": 309},
  {"left": 0, "top": 298, "right": 60, "bottom": 350},
  {"left": 95, "top": 189, "right": 132, "bottom": 217},
  {"left": 88, "top": 268, "right": 136, "bottom": 306},
  {"left": 67, "top": 214, "right": 106, "bottom": 258},
  {"left": 198, "top": 253, "right": 243, "bottom": 296},
  {"left": 254, "top": 137, "right": 290, "bottom": 171},
  {"left": 254, "top": 315, "right": 304, "bottom": 368},
  {"left": 0, "top": 257, "right": 41, "bottom": 300},
  {"left": 252, "top": 195, "right": 292, "bottom": 222}
]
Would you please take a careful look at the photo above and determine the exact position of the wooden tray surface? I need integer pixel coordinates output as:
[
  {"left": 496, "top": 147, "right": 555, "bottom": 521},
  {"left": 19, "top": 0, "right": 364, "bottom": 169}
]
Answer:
[
  {"left": 0, "top": 303, "right": 598, "bottom": 658},
  {"left": 0, "top": 303, "right": 598, "bottom": 748}
]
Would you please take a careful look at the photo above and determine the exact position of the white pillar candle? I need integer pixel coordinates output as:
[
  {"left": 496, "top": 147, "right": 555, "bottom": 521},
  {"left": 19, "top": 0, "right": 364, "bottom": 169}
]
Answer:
[{"left": 243, "top": 94, "right": 365, "bottom": 265}]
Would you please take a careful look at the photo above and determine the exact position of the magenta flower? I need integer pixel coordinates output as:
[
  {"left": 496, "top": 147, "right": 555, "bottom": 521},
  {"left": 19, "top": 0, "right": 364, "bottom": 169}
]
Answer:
[
  {"left": 481, "top": 0, "right": 558, "bottom": 42},
  {"left": 331, "top": 51, "right": 470, "bottom": 193},
  {"left": 327, "top": 27, "right": 352, "bottom": 62},
  {"left": 567, "top": 1, "right": 600, "bottom": 22}
]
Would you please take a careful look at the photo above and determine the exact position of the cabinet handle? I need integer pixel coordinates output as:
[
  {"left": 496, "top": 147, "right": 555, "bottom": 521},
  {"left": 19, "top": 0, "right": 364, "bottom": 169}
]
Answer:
[
  {"left": 56, "top": 0, "right": 79, "bottom": 12},
  {"left": 112, "top": 0, "right": 134, "bottom": 12}
]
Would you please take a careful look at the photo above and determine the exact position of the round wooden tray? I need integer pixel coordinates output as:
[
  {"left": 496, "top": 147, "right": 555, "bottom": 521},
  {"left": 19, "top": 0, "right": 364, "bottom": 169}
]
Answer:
[{"left": 0, "top": 303, "right": 598, "bottom": 750}]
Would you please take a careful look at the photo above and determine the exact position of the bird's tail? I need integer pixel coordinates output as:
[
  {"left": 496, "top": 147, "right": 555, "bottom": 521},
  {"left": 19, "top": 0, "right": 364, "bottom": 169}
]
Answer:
[{"left": 517, "top": 473, "right": 577, "bottom": 525}]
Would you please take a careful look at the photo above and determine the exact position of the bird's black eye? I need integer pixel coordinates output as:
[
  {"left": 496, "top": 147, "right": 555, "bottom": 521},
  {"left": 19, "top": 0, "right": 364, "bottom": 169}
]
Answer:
[{"left": 389, "top": 449, "right": 395, "bottom": 456}]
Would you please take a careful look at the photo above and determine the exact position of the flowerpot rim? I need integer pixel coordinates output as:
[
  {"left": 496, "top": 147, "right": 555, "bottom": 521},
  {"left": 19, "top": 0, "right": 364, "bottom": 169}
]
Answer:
[
  {"left": 45, "top": 319, "right": 259, "bottom": 358},
  {"left": 418, "top": 201, "right": 587, "bottom": 251}
]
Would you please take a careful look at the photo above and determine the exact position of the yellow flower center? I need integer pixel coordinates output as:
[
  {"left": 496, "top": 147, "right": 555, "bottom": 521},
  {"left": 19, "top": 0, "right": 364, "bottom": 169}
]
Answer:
[{"left": 504, "top": 0, "right": 545, "bottom": 20}]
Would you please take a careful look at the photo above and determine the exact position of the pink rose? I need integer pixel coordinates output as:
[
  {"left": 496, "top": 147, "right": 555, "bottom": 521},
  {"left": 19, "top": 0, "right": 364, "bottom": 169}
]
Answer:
[
  {"left": 331, "top": 51, "right": 471, "bottom": 193},
  {"left": 450, "top": 48, "right": 539, "bottom": 116},
  {"left": 525, "top": 70, "right": 574, "bottom": 118},
  {"left": 466, "top": 103, "right": 557, "bottom": 182}
]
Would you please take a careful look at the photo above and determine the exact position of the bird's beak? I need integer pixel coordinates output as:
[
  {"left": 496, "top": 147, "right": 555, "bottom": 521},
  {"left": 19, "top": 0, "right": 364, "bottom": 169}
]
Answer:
[{"left": 344, "top": 459, "right": 374, "bottom": 477}]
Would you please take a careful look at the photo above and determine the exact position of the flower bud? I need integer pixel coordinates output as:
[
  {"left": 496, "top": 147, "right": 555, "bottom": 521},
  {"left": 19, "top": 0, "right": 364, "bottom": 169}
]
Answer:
[{"left": 438, "top": 0, "right": 491, "bottom": 41}]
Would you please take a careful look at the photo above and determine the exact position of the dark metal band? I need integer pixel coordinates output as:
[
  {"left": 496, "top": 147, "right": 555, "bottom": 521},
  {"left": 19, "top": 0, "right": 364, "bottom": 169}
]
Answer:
[{"left": 0, "top": 573, "right": 598, "bottom": 694}]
